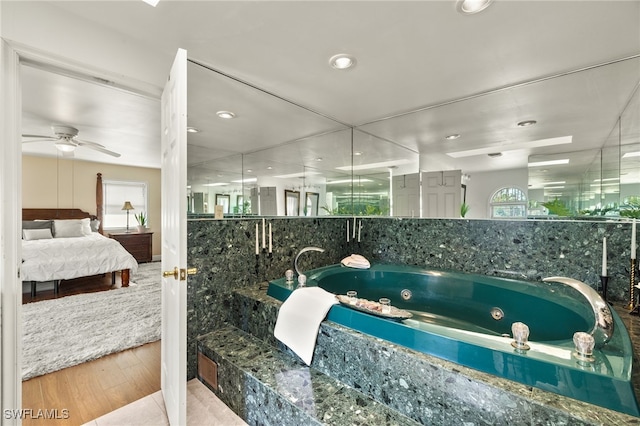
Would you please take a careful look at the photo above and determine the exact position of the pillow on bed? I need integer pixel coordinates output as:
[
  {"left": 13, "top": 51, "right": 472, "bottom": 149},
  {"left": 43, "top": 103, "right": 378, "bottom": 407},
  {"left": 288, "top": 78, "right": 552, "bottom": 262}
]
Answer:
[
  {"left": 22, "top": 220, "right": 53, "bottom": 231},
  {"left": 53, "top": 220, "right": 86, "bottom": 238},
  {"left": 80, "top": 217, "right": 92, "bottom": 235},
  {"left": 23, "top": 228, "right": 53, "bottom": 241}
]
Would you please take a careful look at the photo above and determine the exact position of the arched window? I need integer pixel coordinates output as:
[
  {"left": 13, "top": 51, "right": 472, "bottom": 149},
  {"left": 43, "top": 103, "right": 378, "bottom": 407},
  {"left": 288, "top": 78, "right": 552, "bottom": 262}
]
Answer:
[{"left": 490, "top": 187, "right": 527, "bottom": 218}]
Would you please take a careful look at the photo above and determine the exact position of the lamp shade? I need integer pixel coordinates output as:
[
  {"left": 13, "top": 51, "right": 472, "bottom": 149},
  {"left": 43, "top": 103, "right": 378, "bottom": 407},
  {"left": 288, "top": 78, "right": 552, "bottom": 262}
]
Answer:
[{"left": 121, "top": 201, "right": 135, "bottom": 211}]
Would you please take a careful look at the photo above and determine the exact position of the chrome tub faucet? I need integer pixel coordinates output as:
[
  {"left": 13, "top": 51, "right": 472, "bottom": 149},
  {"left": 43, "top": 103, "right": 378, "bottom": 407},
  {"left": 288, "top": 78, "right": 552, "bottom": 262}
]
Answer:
[{"left": 294, "top": 246, "right": 325, "bottom": 277}]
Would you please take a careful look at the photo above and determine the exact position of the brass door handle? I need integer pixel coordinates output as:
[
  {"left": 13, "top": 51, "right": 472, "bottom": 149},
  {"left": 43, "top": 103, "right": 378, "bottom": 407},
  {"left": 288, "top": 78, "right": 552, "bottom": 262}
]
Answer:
[
  {"left": 163, "top": 267, "right": 197, "bottom": 281},
  {"left": 179, "top": 267, "right": 198, "bottom": 280},
  {"left": 163, "top": 267, "right": 179, "bottom": 280}
]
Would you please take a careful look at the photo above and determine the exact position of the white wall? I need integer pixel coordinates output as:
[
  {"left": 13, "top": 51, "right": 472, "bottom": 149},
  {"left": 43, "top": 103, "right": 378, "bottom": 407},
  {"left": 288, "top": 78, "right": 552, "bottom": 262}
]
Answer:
[
  {"left": 1, "top": 1, "right": 166, "bottom": 93},
  {"left": 464, "top": 168, "right": 528, "bottom": 219}
]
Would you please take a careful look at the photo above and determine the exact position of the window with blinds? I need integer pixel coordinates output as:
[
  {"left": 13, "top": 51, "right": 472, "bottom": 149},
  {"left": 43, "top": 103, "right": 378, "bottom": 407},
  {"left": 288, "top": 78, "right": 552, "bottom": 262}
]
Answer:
[{"left": 103, "top": 180, "right": 148, "bottom": 230}]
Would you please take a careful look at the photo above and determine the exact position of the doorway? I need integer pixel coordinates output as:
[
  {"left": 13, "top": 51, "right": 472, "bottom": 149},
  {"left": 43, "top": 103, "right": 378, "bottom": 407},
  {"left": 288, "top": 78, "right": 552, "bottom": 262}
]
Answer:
[{"left": 1, "top": 41, "right": 163, "bottom": 420}]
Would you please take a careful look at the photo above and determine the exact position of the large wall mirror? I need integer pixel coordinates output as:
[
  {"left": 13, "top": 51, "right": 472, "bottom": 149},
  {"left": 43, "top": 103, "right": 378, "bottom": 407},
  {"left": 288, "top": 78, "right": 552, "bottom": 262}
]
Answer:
[{"left": 186, "top": 55, "right": 639, "bottom": 220}]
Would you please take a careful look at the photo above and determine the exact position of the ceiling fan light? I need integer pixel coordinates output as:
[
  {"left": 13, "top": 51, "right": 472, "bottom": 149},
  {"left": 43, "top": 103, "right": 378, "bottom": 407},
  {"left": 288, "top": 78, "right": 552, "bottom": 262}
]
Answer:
[
  {"left": 456, "top": 0, "right": 493, "bottom": 15},
  {"left": 55, "top": 141, "right": 76, "bottom": 153}
]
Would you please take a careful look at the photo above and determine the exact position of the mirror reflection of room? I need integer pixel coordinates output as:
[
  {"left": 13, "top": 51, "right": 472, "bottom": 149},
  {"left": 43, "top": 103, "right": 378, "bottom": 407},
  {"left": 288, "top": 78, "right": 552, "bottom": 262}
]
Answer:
[{"left": 186, "top": 55, "right": 639, "bottom": 220}]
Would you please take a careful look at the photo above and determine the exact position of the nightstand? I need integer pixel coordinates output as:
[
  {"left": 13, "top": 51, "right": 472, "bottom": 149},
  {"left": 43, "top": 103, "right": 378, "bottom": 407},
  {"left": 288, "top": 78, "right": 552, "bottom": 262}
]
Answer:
[{"left": 109, "top": 232, "right": 153, "bottom": 263}]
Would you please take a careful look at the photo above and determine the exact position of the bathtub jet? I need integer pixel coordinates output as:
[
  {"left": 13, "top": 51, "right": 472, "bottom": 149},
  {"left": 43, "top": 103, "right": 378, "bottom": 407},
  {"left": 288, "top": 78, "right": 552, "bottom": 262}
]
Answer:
[{"left": 267, "top": 263, "right": 639, "bottom": 417}]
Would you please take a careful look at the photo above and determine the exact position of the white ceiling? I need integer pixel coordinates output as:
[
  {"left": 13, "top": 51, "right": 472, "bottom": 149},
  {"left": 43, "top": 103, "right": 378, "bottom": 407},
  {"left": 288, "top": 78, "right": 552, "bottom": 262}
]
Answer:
[{"left": 9, "top": 0, "right": 640, "bottom": 187}]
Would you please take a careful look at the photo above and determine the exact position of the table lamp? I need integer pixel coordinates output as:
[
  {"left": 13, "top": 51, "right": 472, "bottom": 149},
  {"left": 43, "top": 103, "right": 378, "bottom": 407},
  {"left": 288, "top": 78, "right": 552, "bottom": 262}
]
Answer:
[{"left": 121, "top": 201, "right": 134, "bottom": 232}]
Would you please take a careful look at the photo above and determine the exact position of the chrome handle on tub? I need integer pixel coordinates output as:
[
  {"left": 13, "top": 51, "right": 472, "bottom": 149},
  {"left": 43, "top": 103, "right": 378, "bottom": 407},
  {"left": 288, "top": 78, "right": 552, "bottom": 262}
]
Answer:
[{"left": 542, "top": 276, "right": 613, "bottom": 347}]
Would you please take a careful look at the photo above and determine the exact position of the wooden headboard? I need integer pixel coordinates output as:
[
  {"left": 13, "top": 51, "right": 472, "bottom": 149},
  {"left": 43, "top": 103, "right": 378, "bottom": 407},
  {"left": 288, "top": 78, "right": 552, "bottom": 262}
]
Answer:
[
  {"left": 22, "top": 208, "right": 94, "bottom": 221},
  {"left": 22, "top": 173, "right": 105, "bottom": 234}
]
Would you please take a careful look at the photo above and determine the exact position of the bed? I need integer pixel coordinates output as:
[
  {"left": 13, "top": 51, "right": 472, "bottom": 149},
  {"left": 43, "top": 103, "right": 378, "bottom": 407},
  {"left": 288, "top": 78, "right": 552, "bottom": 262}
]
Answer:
[{"left": 22, "top": 173, "right": 139, "bottom": 297}]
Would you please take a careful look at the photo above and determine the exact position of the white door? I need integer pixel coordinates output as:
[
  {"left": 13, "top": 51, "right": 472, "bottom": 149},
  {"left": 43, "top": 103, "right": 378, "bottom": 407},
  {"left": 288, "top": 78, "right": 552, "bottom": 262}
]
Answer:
[
  {"left": 422, "top": 170, "right": 462, "bottom": 218},
  {"left": 392, "top": 173, "right": 420, "bottom": 217},
  {"left": 161, "top": 48, "right": 188, "bottom": 426}
]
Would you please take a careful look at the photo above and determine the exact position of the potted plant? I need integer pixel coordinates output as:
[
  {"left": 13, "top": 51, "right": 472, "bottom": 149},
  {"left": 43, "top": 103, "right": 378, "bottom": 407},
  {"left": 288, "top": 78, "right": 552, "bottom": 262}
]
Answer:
[
  {"left": 134, "top": 211, "right": 148, "bottom": 232},
  {"left": 460, "top": 202, "right": 470, "bottom": 218}
]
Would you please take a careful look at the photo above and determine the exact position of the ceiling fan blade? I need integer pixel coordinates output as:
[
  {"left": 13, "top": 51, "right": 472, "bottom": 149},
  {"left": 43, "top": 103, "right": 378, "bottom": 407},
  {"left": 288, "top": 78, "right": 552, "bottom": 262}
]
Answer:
[
  {"left": 22, "top": 137, "right": 57, "bottom": 144},
  {"left": 22, "top": 134, "right": 54, "bottom": 139},
  {"left": 77, "top": 142, "right": 121, "bottom": 158},
  {"left": 74, "top": 138, "right": 106, "bottom": 148}
]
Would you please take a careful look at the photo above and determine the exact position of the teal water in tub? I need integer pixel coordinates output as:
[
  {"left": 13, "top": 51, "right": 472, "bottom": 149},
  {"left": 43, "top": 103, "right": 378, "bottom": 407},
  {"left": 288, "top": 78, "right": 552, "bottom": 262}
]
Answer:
[{"left": 267, "top": 263, "right": 639, "bottom": 416}]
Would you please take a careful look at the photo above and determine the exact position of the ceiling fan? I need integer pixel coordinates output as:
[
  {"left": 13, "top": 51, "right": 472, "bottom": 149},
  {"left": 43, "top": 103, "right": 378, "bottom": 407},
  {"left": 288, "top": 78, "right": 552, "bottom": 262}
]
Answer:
[{"left": 22, "top": 125, "right": 121, "bottom": 158}]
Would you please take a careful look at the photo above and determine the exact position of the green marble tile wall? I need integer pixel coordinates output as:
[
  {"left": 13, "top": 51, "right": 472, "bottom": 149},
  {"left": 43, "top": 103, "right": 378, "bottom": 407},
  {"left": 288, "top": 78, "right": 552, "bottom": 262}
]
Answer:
[{"left": 187, "top": 217, "right": 637, "bottom": 379}]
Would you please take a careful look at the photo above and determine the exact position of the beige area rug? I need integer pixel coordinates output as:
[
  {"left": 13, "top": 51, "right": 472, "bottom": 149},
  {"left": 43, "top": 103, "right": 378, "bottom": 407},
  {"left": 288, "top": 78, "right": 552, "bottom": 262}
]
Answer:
[{"left": 22, "top": 262, "right": 161, "bottom": 380}]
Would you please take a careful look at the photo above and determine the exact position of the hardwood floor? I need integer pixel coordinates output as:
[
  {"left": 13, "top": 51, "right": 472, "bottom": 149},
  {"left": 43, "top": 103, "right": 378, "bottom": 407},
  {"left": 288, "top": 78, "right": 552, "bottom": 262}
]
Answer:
[
  {"left": 22, "top": 341, "right": 161, "bottom": 426},
  {"left": 22, "top": 272, "right": 125, "bottom": 304}
]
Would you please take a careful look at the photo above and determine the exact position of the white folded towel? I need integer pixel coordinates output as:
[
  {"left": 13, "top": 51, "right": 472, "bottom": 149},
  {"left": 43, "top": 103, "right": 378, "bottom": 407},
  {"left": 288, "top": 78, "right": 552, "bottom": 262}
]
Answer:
[
  {"left": 274, "top": 287, "right": 338, "bottom": 365},
  {"left": 341, "top": 254, "right": 371, "bottom": 269}
]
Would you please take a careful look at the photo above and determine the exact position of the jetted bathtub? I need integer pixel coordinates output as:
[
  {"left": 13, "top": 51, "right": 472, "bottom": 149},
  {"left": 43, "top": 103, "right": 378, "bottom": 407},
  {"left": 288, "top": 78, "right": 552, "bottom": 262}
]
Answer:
[{"left": 267, "top": 263, "right": 639, "bottom": 416}]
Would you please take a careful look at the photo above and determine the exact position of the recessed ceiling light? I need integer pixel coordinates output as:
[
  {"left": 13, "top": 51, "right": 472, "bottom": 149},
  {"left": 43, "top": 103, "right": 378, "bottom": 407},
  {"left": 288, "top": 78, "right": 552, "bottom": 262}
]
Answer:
[
  {"left": 517, "top": 120, "right": 537, "bottom": 127},
  {"left": 456, "top": 0, "right": 493, "bottom": 15},
  {"left": 273, "top": 171, "right": 321, "bottom": 179},
  {"left": 354, "top": 151, "right": 363, "bottom": 156},
  {"left": 329, "top": 54, "right": 357, "bottom": 70},
  {"left": 187, "top": 127, "right": 200, "bottom": 133},
  {"left": 590, "top": 183, "right": 620, "bottom": 187},
  {"left": 316, "top": 157, "right": 323, "bottom": 162},
  {"left": 336, "top": 158, "right": 413, "bottom": 171},
  {"left": 246, "top": 169, "right": 252, "bottom": 173},
  {"left": 202, "top": 182, "right": 229, "bottom": 187},
  {"left": 266, "top": 166, "right": 273, "bottom": 170},
  {"left": 216, "top": 111, "right": 236, "bottom": 119},
  {"left": 528, "top": 159, "right": 570, "bottom": 167},
  {"left": 446, "top": 136, "right": 571, "bottom": 158},
  {"left": 622, "top": 151, "right": 640, "bottom": 158},
  {"left": 445, "top": 134, "right": 460, "bottom": 140},
  {"left": 142, "top": 0, "right": 160, "bottom": 7},
  {"left": 487, "top": 152, "right": 502, "bottom": 158},
  {"left": 327, "top": 178, "right": 372, "bottom": 185}
]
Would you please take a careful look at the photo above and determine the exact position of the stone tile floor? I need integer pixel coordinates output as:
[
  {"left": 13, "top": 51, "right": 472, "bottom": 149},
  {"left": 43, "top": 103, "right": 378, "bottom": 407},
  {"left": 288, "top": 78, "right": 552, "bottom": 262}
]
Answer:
[{"left": 82, "top": 379, "right": 247, "bottom": 426}]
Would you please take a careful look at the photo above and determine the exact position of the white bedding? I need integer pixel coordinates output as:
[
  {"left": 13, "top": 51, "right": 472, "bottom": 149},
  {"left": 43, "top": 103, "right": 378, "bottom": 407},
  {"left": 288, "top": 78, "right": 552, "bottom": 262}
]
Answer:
[{"left": 22, "top": 233, "right": 138, "bottom": 282}]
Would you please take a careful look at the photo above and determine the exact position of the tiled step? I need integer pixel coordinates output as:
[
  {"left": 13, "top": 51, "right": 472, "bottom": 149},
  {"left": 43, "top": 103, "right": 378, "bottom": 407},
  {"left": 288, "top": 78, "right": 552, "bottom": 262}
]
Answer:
[{"left": 198, "top": 325, "right": 420, "bottom": 426}]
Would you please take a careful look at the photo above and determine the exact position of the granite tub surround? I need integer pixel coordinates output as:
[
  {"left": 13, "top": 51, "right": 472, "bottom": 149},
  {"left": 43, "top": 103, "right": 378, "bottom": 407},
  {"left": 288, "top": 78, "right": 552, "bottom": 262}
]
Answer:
[
  {"left": 230, "top": 283, "right": 639, "bottom": 425},
  {"left": 198, "top": 326, "right": 420, "bottom": 425},
  {"left": 187, "top": 217, "right": 637, "bottom": 384}
]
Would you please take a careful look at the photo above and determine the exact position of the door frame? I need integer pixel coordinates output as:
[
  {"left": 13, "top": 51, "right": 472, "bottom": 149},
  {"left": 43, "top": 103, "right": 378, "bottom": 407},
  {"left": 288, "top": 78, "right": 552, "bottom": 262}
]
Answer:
[
  {"left": 1, "top": 38, "right": 23, "bottom": 424},
  {"left": 0, "top": 40, "right": 162, "bottom": 422}
]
